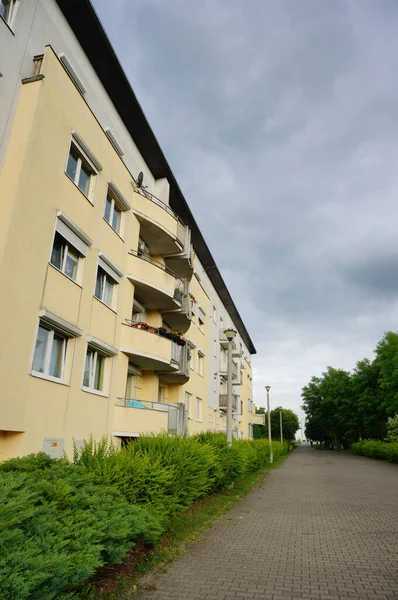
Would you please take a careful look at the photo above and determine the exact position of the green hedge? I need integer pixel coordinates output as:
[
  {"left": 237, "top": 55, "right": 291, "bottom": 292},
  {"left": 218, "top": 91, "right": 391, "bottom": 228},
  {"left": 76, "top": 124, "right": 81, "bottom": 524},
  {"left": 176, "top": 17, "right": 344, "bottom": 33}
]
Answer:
[
  {"left": 351, "top": 440, "right": 398, "bottom": 463},
  {"left": 0, "top": 433, "right": 289, "bottom": 599}
]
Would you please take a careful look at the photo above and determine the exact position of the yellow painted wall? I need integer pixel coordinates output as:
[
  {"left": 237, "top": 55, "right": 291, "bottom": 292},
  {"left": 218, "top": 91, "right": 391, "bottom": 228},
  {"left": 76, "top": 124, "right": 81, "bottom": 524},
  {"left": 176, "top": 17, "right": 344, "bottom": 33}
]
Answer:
[{"left": 0, "top": 46, "right": 255, "bottom": 458}]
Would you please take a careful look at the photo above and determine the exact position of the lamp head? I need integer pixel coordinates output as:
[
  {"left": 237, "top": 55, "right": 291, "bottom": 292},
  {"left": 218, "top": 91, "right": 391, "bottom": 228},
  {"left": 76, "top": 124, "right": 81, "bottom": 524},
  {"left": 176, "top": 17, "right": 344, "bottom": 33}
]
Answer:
[
  {"left": 265, "top": 385, "right": 271, "bottom": 392},
  {"left": 224, "top": 328, "right": 237, "bottom": 342}
]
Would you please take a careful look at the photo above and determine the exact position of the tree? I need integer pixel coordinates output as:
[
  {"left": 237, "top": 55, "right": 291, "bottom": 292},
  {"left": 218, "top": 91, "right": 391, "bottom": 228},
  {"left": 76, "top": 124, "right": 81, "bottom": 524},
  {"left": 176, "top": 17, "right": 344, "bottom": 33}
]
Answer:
[
  {"left": 375, "top": 332, "right": 398, "bottom": 417},
  {"left": 386, "top": 414, "right": 398, "bottom": 442},
  {"left": 253, "top": 407, "right": 266, "bottom": 439},
  {"left": 253, "top": 407, "right": 299, "bottom": 441}
]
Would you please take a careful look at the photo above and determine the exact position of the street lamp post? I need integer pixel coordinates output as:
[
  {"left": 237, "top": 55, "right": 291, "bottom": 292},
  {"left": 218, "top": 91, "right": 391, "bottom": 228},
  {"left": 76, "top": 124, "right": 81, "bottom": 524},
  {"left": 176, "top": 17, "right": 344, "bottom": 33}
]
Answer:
[
  {"left": 277, "top": 406, "right": 283, "bottom": 444},
  {"left": 224, "top": 328, "right": 237, "bottom": 445},
  {"left": 265, "top": 385, "right": 273, "bottom": 464}
]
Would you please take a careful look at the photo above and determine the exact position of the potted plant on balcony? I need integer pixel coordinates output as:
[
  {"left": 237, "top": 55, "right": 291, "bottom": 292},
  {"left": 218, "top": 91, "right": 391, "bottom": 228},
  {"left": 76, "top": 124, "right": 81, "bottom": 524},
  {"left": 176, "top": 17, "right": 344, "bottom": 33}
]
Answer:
[
  {"left": 158, "top": 327, "right": 167, "bottom": 337},
  {"left": 136, "top": 321, "right": 149, "bottom": 330},
  {"left": 147, "top": 325, "right": 157, "bottom": 334}
]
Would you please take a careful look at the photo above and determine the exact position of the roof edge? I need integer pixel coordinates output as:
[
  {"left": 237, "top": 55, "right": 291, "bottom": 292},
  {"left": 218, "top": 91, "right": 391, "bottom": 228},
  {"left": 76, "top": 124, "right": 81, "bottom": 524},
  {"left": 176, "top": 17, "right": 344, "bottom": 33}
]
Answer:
[{"left": 54, "top": 0, "right": 256, "bottom": 354}]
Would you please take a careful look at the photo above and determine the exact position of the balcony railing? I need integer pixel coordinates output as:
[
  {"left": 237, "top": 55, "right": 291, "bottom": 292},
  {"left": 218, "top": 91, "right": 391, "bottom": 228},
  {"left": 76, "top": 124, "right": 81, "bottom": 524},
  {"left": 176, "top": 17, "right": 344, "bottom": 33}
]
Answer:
[
  {"left": 137, "top": 187, "right": 183, "bottom": 224},
  {"left": 131, "top": 249, "right": 181, "bottom": 279},
  {"left": 219, "top": 393, "right": 238, "bottom": 412},
  {"left": 136, "top": 187, "right": 188, "bottom": 249},
  {"left": 219, "top": 359, "right": 238, "bottom": 379},
  {"left": 116, "top": 398, "right": 186, "bottom": 434}
]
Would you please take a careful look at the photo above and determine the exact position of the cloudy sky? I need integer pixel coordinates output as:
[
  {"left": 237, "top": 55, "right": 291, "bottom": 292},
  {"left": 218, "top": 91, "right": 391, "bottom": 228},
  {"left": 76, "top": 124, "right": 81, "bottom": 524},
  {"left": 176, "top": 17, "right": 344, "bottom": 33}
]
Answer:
[{"left": 92, "top": 0, "right": 398, "bottom": 421}]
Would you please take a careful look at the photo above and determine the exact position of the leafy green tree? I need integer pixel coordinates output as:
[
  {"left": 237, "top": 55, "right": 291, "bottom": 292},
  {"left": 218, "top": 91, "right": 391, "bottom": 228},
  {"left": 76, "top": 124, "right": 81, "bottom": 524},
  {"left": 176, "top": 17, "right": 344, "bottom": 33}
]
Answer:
[
  {"left": 351, "top": 358, "right": 385, "bottom": 440},
  {"left": 253, "top": 407, "right": 266, "bottom": 439},
  {"left": 386, "top": 414, "right": 398, "bottom": 442},
  {"left": 375, "top": 332, "right": 398, "bottom": 416},
  {"left": 253, "top": 407, "right": 299, "bottom": 441}
]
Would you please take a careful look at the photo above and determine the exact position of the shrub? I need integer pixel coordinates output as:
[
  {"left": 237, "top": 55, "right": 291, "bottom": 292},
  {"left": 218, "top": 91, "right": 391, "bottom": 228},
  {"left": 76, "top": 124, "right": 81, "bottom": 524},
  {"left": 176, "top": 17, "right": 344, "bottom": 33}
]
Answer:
[
  {"left": 385, "top": 414, "right": 398, "bottom": 443},
  {"left": 0, "top": 432, "right": 291, "bottom": 599},
  {"left": 0, "top": 461, "right": 162, "bottom": 600},
  {"left": 351, "top": 440, "right": 398, "bottom": 463}
]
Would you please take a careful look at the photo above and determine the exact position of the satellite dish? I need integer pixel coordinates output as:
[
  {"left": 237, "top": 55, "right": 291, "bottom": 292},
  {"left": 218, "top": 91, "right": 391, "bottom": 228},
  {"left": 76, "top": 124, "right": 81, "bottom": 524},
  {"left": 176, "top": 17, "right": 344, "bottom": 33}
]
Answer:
[{"left": 136, "top": 172, "right": 144, "bottom": 188}]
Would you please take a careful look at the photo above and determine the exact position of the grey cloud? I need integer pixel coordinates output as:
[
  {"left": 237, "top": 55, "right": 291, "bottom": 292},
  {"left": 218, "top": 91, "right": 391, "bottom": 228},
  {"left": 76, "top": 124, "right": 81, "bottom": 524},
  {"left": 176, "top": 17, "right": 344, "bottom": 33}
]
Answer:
[{"left": 92, "top": 0, "right": 398, "bottom": 417}]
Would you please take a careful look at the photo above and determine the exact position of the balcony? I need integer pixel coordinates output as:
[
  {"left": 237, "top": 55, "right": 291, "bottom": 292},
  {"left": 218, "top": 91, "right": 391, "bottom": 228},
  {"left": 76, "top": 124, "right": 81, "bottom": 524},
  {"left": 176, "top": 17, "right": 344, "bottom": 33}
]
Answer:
[
  {"left": 158, "top": 342, "right": 190, "bottom": 384},
  {"left": 127, "top": 251, "right": 181, "bottom": 311},
  {"left": 113, "top": 399, "right": 186, "bottom": 435},
  {"left": 219, "top": 393, "right": 238, "bottom": 413},
  {"left": 132, "top": 189, "right": 186, "bottom": 254},
  {"left": 219, "top": 329, "right": 237, "bottom": 350},
  {"left": 162, "top": 280, "right": 191, "bottom": 333},
  {"left": 219, "top": 358, "right": 239, "bottom": 380},
  {"left": 165, "top": 223, "right": 193, "bottom": 280},
  {"left": 121, "top": 323, "right": 182, "bottom": 371},
  {"left": 251, "top": 413, "right": 266, "bottom": 426},
  {"left": 120, "top": 323, "right": 189, "bottom": 379}
]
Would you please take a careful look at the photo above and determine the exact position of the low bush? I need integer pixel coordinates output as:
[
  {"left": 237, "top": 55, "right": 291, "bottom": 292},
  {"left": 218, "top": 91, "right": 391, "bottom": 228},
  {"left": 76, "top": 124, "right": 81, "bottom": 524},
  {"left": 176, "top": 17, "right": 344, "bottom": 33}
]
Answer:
[
  {"left": 0, "top": 458, "right": 162, "bottom": 600},
  {"left": 351, "top": 440, "right": 398, "bottom": 463},
  {"left": 0, "top": 433, "right": 290, "bottom": 599}
]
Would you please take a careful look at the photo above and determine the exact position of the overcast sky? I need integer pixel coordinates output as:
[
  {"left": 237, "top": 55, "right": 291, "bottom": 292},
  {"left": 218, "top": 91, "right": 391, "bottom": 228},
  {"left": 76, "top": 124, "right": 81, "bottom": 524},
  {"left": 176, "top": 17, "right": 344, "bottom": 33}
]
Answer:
[{"left": 92, "top": 0, "right": 398, "bottom": 421}]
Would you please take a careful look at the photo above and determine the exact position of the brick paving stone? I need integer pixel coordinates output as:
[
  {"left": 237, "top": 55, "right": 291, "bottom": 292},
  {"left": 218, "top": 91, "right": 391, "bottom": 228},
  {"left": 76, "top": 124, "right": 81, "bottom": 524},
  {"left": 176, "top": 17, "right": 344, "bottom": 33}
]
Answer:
[{"left": 133, "top": 445, "right": 398, "bottom": 600}]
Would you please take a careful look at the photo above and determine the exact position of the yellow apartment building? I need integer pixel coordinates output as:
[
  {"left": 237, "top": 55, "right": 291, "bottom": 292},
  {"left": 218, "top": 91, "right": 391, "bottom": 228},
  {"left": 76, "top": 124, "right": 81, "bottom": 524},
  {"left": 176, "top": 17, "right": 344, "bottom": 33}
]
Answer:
[{"left": 0, "top": 2, "right": 262, "bottom": 460}]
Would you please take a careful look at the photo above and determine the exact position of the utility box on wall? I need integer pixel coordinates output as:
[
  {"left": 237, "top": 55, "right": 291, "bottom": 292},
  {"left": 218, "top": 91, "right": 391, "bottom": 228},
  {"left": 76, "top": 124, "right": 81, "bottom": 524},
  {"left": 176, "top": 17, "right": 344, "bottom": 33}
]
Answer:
[{"left": 42, "top": 437, "right": 64, "bottom": 459}]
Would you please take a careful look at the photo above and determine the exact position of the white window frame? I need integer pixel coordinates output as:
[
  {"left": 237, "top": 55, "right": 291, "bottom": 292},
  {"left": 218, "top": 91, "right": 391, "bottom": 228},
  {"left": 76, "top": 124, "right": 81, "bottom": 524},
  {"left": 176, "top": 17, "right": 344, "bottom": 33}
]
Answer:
[
  {"left": 104, "top": 192, "right": 122, "bottom": 235},
  {"left": 185, "top": 392, "right": 191, "bottom": 416},
  {"left": 95, "top": 266, "right": 116, "bottom": 308},
  {"left": 94, "top": 254, "right": 122, "bottom": 310},
  {"left": 213, "top": 374, "right": 218, "bottom": 393},
  {"left": 104, "top": 182, "right": 130, "bottom": 237},
  {"left": 198, "top": 311, "right": 205, "bottom": 333},
  {"left": 50, "top": 232, "right": 82, "bottom": 283},
  {"left": 0, "top": 0, "right": 19, "bottom": 28},
  {"left": 189, "top": 347, "right": 195, "bottom": 371},
  {"left": 82, "top": 347, "right": 107, "bottom": 395},
  {"left": 196, "top": 397, "right": 202, "bottom": 422},
  {"left": 197, "top": 351, "right": 204, "bottom": 377},
  {"left": 31, "top": 325, "right": 67, "bottom": 383},
  {"left": 65, "top": 136, "right": 100, "bottom": 201}
]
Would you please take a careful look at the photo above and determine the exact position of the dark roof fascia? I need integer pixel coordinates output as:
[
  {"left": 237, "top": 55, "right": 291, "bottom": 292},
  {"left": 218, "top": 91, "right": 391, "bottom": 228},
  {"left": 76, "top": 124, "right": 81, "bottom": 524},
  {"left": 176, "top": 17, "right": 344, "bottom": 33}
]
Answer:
[{"left": 54, "top": 0, "right": 256, "bottom": 355}]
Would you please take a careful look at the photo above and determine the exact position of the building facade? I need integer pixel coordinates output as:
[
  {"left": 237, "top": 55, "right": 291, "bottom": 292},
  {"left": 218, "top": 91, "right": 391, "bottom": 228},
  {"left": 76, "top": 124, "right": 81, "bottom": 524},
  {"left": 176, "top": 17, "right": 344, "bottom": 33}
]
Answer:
[{"left": 0, "top": 0, "right": 263, "bottom": 460}]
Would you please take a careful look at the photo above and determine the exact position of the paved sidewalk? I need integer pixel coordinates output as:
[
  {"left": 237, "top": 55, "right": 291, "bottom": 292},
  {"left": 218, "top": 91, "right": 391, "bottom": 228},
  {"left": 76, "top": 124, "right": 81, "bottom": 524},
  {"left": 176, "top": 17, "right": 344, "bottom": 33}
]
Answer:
[{"left": 134, "top": 444, "right": 398, "bottom": 600}]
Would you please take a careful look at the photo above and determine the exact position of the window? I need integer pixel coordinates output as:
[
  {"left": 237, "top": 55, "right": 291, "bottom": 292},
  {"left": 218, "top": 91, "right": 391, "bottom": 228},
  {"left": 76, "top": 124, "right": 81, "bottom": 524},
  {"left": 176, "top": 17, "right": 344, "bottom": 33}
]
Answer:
[
  {"left": 32, "top": 325, "right": 67, "bottom": 381},
  {"left": 66, "top": 141, "right": 96, "bottom": 199},
  {"left": 104, "top": 192, "right": 122, "bottom": 233},
  {"left": 191, "top": 299, "right": 196, "bottom": 323},
  {"left": 94, "top": 255, "right": 122, "bottom": 309},
  {"left": 184, "top": 392, "right": 191, "bottom": 416},
  {"left": 50, "top": 213, "right": 91, "bottom": 283},
  {"left": 132, "top": 299, "right": 146, "bottom": 323},
  {"left": 104, "top": 183, "right": 130, "bottom": 236},
  {"left": 197, "top": 352, "right": 204, "bottom": 377},
  {"left": 198, "top": 307, "right": 205, "bottom": 333},
  {"left": 125, "top": 366, "right": 141, "bottom": 399},
  {"left": 196, "top": 397, "right": 202, "bottom": 421},
  {"left": 213, "top": 306, "right": 217, "bottom": 323},
  {"left": 248, "top": 399, "right": 253, "bottom": 412},
  {"left": 189, "top": 347, "right": 195, "bottom": 371},
  {"left": 83, "top": 347, "right": 106, "bottom": 392},
  {"left": 50, "top": 232, "right": 80, "bottom": 281},
  {"left": 158, "top": 386, "right": 167, "bottom": 403},
  {"left": 213, "top": 374, "right": 218, "bottom": 393},
  {"left": 0, "top": 0, "right": 19, "bottom": 27},
  {"left": 95, "top": 266, "right": 115, "bottom": 306}
]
